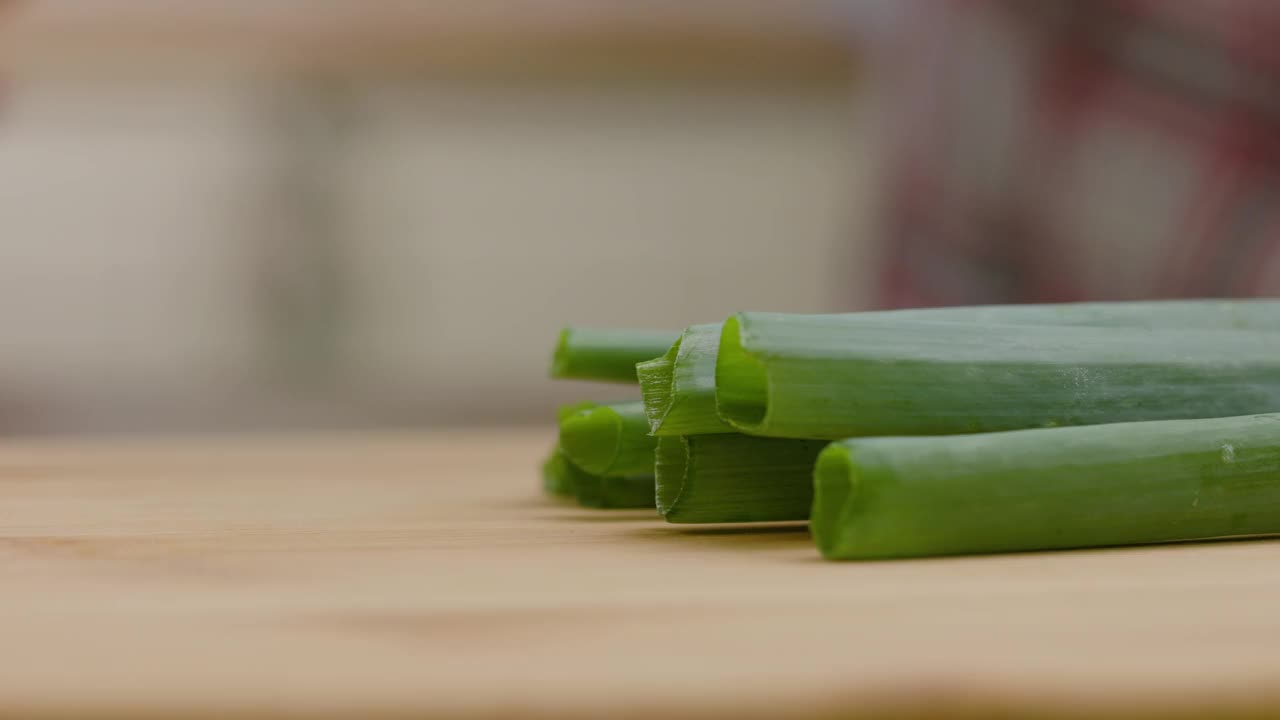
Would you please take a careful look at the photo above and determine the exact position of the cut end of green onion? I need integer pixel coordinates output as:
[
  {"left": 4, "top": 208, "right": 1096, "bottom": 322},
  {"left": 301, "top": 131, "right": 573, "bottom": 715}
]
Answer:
[
  {"left": 811, "top": 443, "right": 858, "bottom": 559},
  {"left": 654, "top": 436, "right": 689, "bottom": 516},
  {"left": 550, "top": 328, "right": 574, "bottom": 379},
  {"left": 642, "top": 323, "right": 734, "bottom": 437},
  {"left": 541, "top": 447, "right": 578, "bottom": 499},
  {"left": 558, "top": 400, "right": 656, "bottom": 477},
  {"left": 556, "top": 400, "right": 599, "bottom": 424},
  {"left": 559, "top": 405, "right": 623, "bottom": 476},
  {"left": 637, "top": 343, "right": 679, "bottom": 434},
  {"left": 715, "top": 314, "right": 770, "bottom": 431}
]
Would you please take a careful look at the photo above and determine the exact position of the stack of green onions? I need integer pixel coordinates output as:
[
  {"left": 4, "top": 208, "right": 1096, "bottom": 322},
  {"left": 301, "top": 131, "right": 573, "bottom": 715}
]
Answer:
[
  {"left": 547, "top": 299, "right": 1280, "bottom": 559},
  {"left": 545, "top": 329, "right": 674, "bottom": 508}
]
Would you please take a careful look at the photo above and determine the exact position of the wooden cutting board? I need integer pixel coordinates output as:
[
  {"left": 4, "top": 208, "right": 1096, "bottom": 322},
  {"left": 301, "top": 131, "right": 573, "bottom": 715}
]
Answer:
[{"left": 3, "top": 428, "right": 1280, "bottom": 719}]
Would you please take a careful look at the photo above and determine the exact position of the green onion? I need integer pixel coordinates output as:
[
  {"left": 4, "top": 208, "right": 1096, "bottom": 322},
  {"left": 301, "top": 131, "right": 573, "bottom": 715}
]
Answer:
[
  {"left": 548, "top": 444, "right": 654, "bottom": 510},
  {"left": 541, "top": 447, "right": 578, "bottom": 498},
  {"left": 812, "top": 413, "right": 1280, "bottom": 559},
  {"left": 716, "top": 314, "right": 1280, "bottom": 439},
  {"left": 556, "top": 401, "right": 657, "bottom": 509},
  {"left": 643, "top": 300, "right": 1280, "bottom": 437},
  {"left": 572, "top": 469, "right": 655, "bottom": 509},
  {"left": 551, "top": 327, "right": 677, "bottom": 384},
  {"left": 885, "top": 298, "right": 1280, "bottom": 330},
  {"left": 558, "top": 401, "right": 657, "bottom": 477},
  {"left": 656, "top": 434, "right": 828, "bottom": 523},
  {"left": 557, "top": 400, "right": 600, "bottom": 423},
  {"left": 542, "top": 403, "right": 608, "bottom": 498},
  {"left": 638, "top": 323, "right": 732, "bottom": 436}
]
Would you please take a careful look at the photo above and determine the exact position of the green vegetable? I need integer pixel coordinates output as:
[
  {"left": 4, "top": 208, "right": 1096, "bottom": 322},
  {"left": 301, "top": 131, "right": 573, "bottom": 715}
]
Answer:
[
  {"left": 656, "top": 434, "right": 828, "bottom": 523},
  {"left": 716, "top": 314, "right": 1280, "bottom": 439},
  {"left": 638, "top": 323, "right": 731, "bottom": 436},
  {"left": 551, "top": 327, "right": 677, "bottom": 384},
  {"left": 884, "top": 298, "right": 1280, "bottom": 330},
  {"left": 559, "top": 401, "right": 657, "bottom": 477},
  {"left": 542, "top": 403, "right": 607, "bottom": 497},
  {"left": 573, "top": 469, "right": 655, "bottom": 509},
  {"left": 545, "top": 401, "right": 655, "bottom": 508},
  {"left": 813, "top": 413, "right": 1280, "bottom": 559},
  {"left": 643, "top": 300, "right": 1280, "bottom": 437},
  {"left": 541, "top": 447, "right": 578, "bottom": 498},
  {"left": 545, "top": 447, "right": 654, "bottom": 510},
  {"left": 557, "top": 400, "right": 600, "bottom": 423}
]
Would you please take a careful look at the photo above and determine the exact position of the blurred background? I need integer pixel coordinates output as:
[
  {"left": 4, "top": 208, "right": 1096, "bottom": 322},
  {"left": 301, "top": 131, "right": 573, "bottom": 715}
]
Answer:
[
  {"left": 7, "top": 1, "right": 1277, "bottom": 435},
  {"left": 0, "top": 1, "right": 890, "bottom": 435}
]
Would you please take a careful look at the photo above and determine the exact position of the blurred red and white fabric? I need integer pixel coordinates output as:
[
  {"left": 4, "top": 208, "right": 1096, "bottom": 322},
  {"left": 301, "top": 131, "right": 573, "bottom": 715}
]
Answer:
[{"left": 879, "top": 0, "right": 1280, "bottom": 306}]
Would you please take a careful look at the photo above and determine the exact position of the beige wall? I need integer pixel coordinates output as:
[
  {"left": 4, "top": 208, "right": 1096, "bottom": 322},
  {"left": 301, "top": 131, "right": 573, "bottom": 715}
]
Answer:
[{"left": 0, "top": 69, "right": 880, "bottom": 433}]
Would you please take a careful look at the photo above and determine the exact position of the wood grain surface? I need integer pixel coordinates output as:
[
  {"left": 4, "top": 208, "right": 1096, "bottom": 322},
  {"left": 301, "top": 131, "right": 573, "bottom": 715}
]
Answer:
[{"left": 3, "top": 428, "right": 1280, "bottom": 719}]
